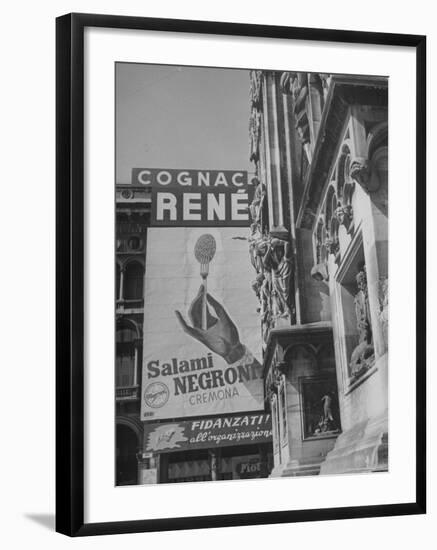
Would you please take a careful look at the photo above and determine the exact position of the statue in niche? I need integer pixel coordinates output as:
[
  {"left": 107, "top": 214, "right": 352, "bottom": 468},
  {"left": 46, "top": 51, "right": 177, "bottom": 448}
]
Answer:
[
  {"left": 303, "top": 379, "right": 340, "bottom": 438},
  {"left": 249, "top": 178, "right": 266, "bottom": 225},
  {"left": 349, "top": 264, "right": 375, "bottom": 377},
  {"left": 264, "top": 238, "right": 294, "bottom": 321},
  {"left": 314, "top": 391, "right": 340, "bottom": 435}
]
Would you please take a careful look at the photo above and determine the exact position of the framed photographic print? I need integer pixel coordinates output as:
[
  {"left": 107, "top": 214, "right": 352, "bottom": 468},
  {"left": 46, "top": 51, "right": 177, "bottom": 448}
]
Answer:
[{"left": 56, "top": 12, "right": 426, "bottom": 536}]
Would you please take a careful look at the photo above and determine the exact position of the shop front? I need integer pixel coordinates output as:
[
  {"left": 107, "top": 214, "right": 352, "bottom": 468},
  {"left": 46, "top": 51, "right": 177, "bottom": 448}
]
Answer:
[{"left": 140, "top": 413, "right": 273, "bottom": 484}]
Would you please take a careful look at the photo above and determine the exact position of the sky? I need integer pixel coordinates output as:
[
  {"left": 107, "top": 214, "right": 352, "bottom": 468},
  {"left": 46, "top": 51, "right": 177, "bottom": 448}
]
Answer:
[{"left": 116, "top": 63, "right": 252, "bottom": 185}]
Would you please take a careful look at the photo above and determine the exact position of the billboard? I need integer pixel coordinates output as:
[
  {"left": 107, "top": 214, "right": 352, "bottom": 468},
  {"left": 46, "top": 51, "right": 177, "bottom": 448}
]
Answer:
[
  {"left": 143, "top": 414, "right": 272, "bottom": 453},
  {"left": 132, "top": 168, "right": 254, "bottom": 227},
  {"left": 141, "top": 226, "right": 264, "bottom": 420}
]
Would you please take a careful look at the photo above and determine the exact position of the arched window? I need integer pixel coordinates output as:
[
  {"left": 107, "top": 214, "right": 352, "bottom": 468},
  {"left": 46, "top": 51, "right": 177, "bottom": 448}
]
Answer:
[
  {"left": 116, "top": 322, "right": 137, "bottom": 387},
  {"left": 124, "top": 261, "right": 144, "bottom": 300}
]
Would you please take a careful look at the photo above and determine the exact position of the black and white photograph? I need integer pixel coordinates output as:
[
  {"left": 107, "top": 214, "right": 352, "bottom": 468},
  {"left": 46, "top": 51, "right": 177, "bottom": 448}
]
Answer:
[
  {"left": 115, "top": 63, "right": 389, "bottom": 486},
  {"left": 0, "top": 0, "right": 431, "bottom": 546}
]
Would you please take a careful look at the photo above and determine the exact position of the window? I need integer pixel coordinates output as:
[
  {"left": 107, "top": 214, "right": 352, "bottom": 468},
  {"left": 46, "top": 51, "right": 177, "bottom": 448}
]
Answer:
[
  {"left": 116, "top": 324, "right": 137, "bottom": 387},
  {"left": 124, "top": 261, "right": 144, "bottom": 300},
  {"left": 128, "top": 236, "right": 141, "bottom": 251}
]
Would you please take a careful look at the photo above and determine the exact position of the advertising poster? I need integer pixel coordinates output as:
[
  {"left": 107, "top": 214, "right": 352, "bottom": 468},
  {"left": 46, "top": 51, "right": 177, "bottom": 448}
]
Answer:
[
  {"left": 140, "top": 169, "right": 263, "bottom": 421},
  {"left": 143, "top": 414, "right": 272, "bottom": 452},
  {"left": 141, "top": 226, "right": 263, "bottom": 420}
]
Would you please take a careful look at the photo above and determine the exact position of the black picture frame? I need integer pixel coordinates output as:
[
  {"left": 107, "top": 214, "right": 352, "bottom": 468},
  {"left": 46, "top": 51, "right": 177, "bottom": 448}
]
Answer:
[{"left": 56, "top": 12, "right": 426, "bottom": 537}]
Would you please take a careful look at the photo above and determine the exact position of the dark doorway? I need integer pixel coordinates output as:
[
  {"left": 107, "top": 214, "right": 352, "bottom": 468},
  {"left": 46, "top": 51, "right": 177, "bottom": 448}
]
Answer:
[{"left": 116, "top": 424, "right": 138, "bottom": 485}]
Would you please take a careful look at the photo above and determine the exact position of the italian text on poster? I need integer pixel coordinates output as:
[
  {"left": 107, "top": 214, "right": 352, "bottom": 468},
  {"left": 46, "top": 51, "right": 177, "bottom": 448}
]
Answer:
[
  {"left": 141, "top": 226, "right": 264, "bottom": 420},
  {"left": 143, "top": 414, "right": 272, "bottom": 453}
]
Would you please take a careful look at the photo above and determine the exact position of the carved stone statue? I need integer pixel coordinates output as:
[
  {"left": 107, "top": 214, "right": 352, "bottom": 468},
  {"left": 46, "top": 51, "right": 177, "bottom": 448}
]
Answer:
[
  {"left": 249, "top": 178, "right": 266, "bottom": 225},
  {"left": 249, "top": 108, "right": 262, "bottom": 163},
  {"left": 350, "top": 157, "right": 371, "bottom": 190},
  {"left": 349, "top": 265, "right": 375, "bottom": 376},
  {"left": 264, "top": 238, "right": 294, "bottom": 321},
  {"left": 248, "top": 232, "right": 269, "bottom": 276},
  {"left": 280, "top": 72, "right": 311, "bottom": 161},
  {"left": 314, "top": 391, "right": 339, "bottom": 435}
]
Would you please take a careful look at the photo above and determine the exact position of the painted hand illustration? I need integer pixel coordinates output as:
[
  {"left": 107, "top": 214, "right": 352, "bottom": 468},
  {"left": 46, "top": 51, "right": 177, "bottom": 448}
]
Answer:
[{"left": 175, "top": 285, "right": 245, "bottom": 364}]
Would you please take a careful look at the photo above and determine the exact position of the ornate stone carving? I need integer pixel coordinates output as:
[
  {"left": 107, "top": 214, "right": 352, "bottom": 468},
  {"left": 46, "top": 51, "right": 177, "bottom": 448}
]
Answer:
[
  {"left": 335, "top": 204, "right": 354, "bottom": 234},
  {"left": 248, "top": 175, "right": 295, "bottom": 338},
  {"left": 311, "top": 262, "right": 329, "bottom": 282},
  {"left": 349, "top": 265, "right": 375, "bottom": 377},
  {"left": 280, "top": 72, "right": 311, "bottom": 160},
  {"left": 249, "top": 70, "right": 263, "bottom": 107},
  {"left": 315, "top": 391, "right": 340, "bottom": 435},
  {"left": 350, "top": 156, "right": 371, "bottom": 190},
  {"left": 280, "top": 72, "right": 307, "bottom": 103},
  {"left": 248, "top": 230, "right": 272, "bottom": 344},
  {"left": 279, "top": 71, "right": 296, "bottom": 96},
  {"left": 265, "top": 238, "right": 294, "bottom": 322},
  {"left": 266, "top": 387, "right": 274, "bottom": 402},
  {"left": 276, "top": 360, "right": 288, "bottom": 376},
  {"left": 319, "top": 73, "right": 332, "bottom": 97},
  {"left": 249, "top": 177, "right": 266, "bottom": 225},
  {"left": 325, "top": 236, "right": 340, "bottom": 257},
  {"left": 378, "top": 277, "right": 389, "bottom": 349},
  {"left": 249, "top": 107, "right": 262, "bottom": 163}
]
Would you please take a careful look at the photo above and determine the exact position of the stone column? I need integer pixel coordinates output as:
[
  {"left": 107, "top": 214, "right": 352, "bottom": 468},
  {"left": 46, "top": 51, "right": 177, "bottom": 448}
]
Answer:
[
  {"left": 262, "top": 73, "right": 289, "bottom": 238},
  {"left": 119, "top": 267, "right": 125, "bottom": 301},
  {"left": 133, "top": 342, "right": 139, "bottom": 386}
]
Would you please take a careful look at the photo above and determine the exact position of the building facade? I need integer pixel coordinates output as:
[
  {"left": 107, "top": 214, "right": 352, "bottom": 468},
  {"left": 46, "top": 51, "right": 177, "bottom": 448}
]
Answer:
[
  {"left": 115, "top": 184, "right": 150, "bottom": 485},
  {"left": 115, "top": 184, "right": 273, "bottom": 485},
  {"left": 248, "top": 70, "right": 388, "bottom": 477},
  {"left": 115, "top": 68, "right": 388, "bottom": 485}
]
